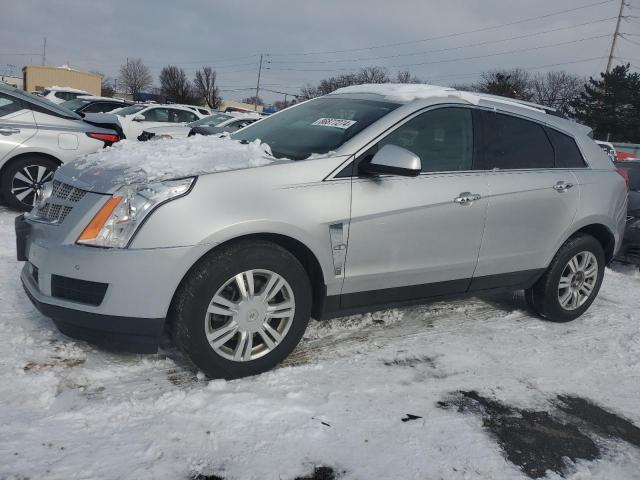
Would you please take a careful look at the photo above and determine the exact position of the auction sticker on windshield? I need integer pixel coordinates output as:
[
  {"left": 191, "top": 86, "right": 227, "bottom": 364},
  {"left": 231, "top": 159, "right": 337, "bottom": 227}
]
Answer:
[{"left": 312, "top": 118, "right": 357, "bottom": 129}]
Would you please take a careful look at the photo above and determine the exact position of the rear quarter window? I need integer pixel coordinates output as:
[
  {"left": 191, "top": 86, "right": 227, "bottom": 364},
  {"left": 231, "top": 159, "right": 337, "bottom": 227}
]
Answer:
[{"left": 545, "top": 127, "right": 586, "bottom": 168}]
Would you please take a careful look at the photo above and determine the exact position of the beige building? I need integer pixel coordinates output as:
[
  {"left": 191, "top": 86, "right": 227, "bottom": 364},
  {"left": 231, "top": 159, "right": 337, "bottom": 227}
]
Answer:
[
  {"left": 22, "top": 65, "right": 101, "bottom": 95},
  {"left": 219, "top": 99, "right": 263, "bottom": 113}
]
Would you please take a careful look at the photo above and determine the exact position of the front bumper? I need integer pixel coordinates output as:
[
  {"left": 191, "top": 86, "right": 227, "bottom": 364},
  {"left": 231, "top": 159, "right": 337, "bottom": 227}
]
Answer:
[
  {"left": 16, "top": 215, "right": 212, "bottom": 353},
  {"left": 22, "top": 281, "right": 164, "bottom": 353}
]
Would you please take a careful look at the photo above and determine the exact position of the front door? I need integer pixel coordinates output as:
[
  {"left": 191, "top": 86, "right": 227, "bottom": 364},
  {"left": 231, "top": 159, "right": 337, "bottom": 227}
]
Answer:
[{"left": 343, "top": 107, "right": 488, "bottom": 309}]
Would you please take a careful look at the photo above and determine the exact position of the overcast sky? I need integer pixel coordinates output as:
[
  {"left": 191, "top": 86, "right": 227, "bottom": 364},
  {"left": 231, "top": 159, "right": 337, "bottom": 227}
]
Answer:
[{"left": 1, "top": 0, "right": 638, "bottom": 103}]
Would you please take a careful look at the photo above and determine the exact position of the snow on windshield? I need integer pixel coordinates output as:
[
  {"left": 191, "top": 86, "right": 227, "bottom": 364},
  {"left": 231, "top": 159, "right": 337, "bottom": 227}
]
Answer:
[{"left": 70, "top": 135, "right": 281, "bottom": 184}]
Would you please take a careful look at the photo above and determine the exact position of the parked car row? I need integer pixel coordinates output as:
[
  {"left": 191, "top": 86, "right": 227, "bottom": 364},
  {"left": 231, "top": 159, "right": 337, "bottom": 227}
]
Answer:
[
  {"left": 0, "top": 83, "right": 119, "bottom": 209},
  {"left": 139, "top": 112, "right": 262, "bottom": 141},
  {"left": 14, "top": 83, "right": 629, "bottom": 378}
]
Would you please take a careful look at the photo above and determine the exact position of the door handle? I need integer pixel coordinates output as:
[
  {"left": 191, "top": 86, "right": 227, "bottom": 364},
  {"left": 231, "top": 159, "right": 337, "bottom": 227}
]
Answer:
[
  {"left": 553, "top": 181, "right": 574, "bottom": 192},
  {"left": 454, "top": 192, "right": 481, "bottom": 205},
  {"left": 0, "top": 127, "right": 20, "bottom": 135}
]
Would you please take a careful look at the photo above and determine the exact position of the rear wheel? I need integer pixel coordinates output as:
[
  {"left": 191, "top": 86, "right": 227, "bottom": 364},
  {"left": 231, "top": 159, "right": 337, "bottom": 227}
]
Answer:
[
  {"left": 526, "top": 234, "right": 605, "bottom": 322},
  {"left": 1, "top": 156, "right": 57, "bottom": 211},
  {"left": 170, "top": 240, "right": 312, "bottom": 379}
]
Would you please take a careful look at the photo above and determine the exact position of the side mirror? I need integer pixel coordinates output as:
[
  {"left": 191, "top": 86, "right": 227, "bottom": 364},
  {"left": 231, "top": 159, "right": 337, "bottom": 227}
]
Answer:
[
  {"left": 360, "top": 144, "right": 421, "bottom": 177},
  {"left": 132, "top": 114, "right": 146, "bottom": 122}
]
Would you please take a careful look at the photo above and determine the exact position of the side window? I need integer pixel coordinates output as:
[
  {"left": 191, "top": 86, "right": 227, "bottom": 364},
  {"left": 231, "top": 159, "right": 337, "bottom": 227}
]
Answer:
[
  {"left": 0, "top": 93, "right": 24, "bottom": 117},
  {"left": 172, "top": 109, "right": 198, "bottom": 123},
  {"left": 377, "top": 107, "right": 473, "bottom": 172},
  {"left": 545, "top": 127, "right": 586, "bottom": 168},
  {"left": 144, "top": 108, "right": 169, "bottom": 122},
  {"left": 480, "top": 112, "right": 554, "bottom": 170}
]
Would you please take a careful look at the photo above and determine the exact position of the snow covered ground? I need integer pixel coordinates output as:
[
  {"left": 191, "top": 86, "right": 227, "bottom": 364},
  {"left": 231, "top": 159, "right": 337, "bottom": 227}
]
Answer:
[{"left": 1, "top": 204, "right": 639, "bottom": 480}]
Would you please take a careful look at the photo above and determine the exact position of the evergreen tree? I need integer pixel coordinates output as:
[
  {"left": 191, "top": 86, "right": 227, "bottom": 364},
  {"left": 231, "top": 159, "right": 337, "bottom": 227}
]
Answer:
[{"left": 572, "top": 64, "right": 640, "bottom": 142}]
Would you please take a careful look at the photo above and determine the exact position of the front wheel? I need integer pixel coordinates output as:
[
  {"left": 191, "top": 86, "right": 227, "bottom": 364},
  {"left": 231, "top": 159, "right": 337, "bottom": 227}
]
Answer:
[
  {"left": 1, "top": 156, "right": 58, "bottom": 211},
  {"left": 170, "top": 240, "right": 312, "bottom": 379},
  {"left": 526, "top": 234, "right": 605, "bottom": 322}
]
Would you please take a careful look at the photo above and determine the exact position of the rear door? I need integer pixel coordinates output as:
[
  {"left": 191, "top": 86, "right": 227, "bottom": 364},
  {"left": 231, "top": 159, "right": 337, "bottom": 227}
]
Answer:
[
  {"left": 471, "top": 111, "right": 581, "bottom": 289},
  {"left": 0, "top": 91, "right": 37, "bottom": 164},
  {"left": 343, "top": 106, "right": 489, "bottom": 308}
]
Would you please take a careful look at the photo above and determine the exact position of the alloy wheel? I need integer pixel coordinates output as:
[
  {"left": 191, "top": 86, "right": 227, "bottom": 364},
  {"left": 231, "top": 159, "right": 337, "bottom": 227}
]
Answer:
[
  {"left": 204, "top": 269, "right": 296, "bottom": 362},
  {"left": 557, "top": 251, "right": 598, "bottom": 311},
  {"left": 11, "top": 164, "right": 54, "bottom": 207}
]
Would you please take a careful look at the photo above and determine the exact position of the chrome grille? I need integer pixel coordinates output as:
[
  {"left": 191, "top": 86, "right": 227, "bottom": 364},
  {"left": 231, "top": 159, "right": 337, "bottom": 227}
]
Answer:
[
  {"left": 35, "top": 181, "right": 87, "bottom": 224},
  {"left": 51, "top": 180, "right": 86, "bottom": 202}
]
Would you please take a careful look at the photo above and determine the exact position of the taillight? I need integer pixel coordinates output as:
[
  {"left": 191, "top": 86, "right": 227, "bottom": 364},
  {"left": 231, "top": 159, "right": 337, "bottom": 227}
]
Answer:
[
  {"left": 86, "top": 132, "right": 120, "bottom": 145},
  {"left": 616, "top": 167, "right": 630, "bottom": 192}
]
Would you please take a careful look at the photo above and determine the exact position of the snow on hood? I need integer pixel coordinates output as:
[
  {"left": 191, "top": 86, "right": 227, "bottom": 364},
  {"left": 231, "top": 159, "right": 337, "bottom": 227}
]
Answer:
[
  {"left": 65, "top": 134, "right": 280, "bottom": 188},
  {"left": 332, "top": 83, "right": 481, "bottom": 104}
]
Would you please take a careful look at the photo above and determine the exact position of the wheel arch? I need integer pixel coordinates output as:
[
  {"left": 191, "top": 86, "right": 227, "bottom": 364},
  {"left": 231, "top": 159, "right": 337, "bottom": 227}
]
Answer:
[
  {"left": 569, "top": 223, "right": 616, "bottom": 264},
  {"left": 0, "top": 151, "right": 62, "bottom": 183},
  {"left": 167, "top": 233, "right": 328, "bottom": 329}
]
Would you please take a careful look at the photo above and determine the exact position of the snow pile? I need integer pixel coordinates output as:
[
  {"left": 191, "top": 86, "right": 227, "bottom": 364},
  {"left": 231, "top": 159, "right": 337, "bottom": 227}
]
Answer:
[
  {"left": 332, "top": 83, "right": 481, "bottom": 104},
  {"left": 69, "top": 134, "right": 281, "bottom": 184}
]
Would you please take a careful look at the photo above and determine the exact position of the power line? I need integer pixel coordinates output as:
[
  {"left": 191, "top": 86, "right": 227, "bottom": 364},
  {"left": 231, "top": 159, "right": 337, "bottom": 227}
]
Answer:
[
  {"left": 269, "top": 17, "right": 616, "bottom": 66},
  {"left": 268, "top": 34, "right": 610, "bottom": 72},
  {"left": 268, "top": 0, "right": 616, "bottom": 57},
  {"left": 422, "top": 56, "right": 607, "bottom": 83}
]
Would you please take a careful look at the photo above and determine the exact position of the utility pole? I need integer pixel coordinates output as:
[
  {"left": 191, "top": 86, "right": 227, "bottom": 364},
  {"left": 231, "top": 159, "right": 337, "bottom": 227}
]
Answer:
[
  {"left": 42, "top": 37, "right": 46, "bottom": 66},
  {"left": 254, "top": 54, "right": 263, "bottom": 111},
  {"left": 606, "top": 0, "right": 625, "bottom": 73}
]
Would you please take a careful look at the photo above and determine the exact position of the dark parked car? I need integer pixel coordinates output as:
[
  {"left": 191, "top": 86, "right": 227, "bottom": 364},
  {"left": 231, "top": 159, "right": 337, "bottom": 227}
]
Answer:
[
  {"left": 61, "top": 96, "right": 133, "bottom": 116},
  {"left": 188, "top": 118, "right": 259, "bottom": 137},
  {"left": 615, "top": 160, "right": 640, "bottom": 265}
]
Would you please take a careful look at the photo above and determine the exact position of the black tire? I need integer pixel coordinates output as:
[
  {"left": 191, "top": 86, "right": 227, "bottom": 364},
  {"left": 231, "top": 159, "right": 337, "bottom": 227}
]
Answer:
[
  {"left": 169, "top": 240, "right": 312, "bottom": 379},
  {"left": 1, "top": 155, "right": 58, "bottom": 211},
  {"left": 525, "top": 234, "right": 605, "bottom": 322}
]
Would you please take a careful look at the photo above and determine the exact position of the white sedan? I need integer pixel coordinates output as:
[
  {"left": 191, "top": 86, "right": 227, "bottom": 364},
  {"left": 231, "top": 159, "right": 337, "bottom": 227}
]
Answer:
[
  {"left": 83, "top": 104, "right": 206, "bottom": 140},
  {"left": 139, "top": 112, "right": 262, "bottom": 140}
]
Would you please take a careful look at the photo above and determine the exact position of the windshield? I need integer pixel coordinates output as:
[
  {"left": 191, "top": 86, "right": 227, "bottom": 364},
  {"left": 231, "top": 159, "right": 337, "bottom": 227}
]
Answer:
[
  {"left": 115, "top": 105, "right": 147, "bottom": 117},
  {"left": 61, "top": 98, "right": 91, "bottom": 111},
  {"left": 232, "top": 97, "right": 400, "bottom": 160},
  {"left": 190, "top": 113, "right": 233, "bottom": 127}
]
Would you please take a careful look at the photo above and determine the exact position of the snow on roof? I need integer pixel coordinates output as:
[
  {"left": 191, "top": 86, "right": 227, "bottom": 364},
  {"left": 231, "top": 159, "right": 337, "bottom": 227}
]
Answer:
[
  {"left": 331, "top": 83, "right": 478, "bottom": 103},
  {"left": 331, "top": 83, "right": 549, "bottom": 114},
  {"left": 70, "top": 134, "right": 280, "bottom": 184},
  {"left": 76, "top": 95, "right": 126, "bottom": 102},
  {"left": 48, "top": 85, "right": 90, "bottom": 93}
]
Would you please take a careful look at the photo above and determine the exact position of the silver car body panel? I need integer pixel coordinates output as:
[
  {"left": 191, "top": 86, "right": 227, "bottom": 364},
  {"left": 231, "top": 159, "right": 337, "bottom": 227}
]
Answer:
[{"left": 19, "top": 86, "right": 627, "bottom": 338}]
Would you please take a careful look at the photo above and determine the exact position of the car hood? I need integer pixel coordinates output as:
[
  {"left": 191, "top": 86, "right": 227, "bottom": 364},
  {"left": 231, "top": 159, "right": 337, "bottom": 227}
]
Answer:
[{"left": 55, "top": 135, "right": 288, "bottom": 194}]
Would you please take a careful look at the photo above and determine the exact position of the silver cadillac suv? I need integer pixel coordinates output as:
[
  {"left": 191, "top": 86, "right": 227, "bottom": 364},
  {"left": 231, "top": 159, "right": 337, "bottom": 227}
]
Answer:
[{"left": 16, "top": 84, "right": 628, "bottom": 378}]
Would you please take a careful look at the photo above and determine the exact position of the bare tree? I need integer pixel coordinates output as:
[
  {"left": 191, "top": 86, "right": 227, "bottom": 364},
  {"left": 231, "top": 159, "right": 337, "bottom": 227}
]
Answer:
[
  {"left": 242, "top": 96, "right": 264, "bottom": 106},
  {"left": 92, "top": 70, "right": 115, "bottom": 97},
  {"left": 159, "top": 65, "right": 194, "bottom": 103},
  {"left": 193, "top": 66, "right": 221, "bottom": 109},
  {"left": 118, "top": 58, "right": 152, "bottom": 97},
  {"left": 474, "top": 68, "right": 532, "bottom": 100},
  {"left": 530, "top": 71, "right": 584, "bottom": 117},
  {"left": 396, "top": 70, "right": 421, "bottom": 83},
  {"left": 357, "top": 66, "right": 390, "bottom": 84},
  {"left": 299, "top": 66, "right": 391, "bottom": 99}
]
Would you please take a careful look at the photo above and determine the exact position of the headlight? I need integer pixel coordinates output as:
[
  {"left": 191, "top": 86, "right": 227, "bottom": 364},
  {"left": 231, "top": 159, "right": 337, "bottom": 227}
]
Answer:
[
  {"left": 34, "top": 181, "right": 53, "bottom": 209},
  {"left": 77, "top": 177, "right": 194, "bottom": 248}
]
